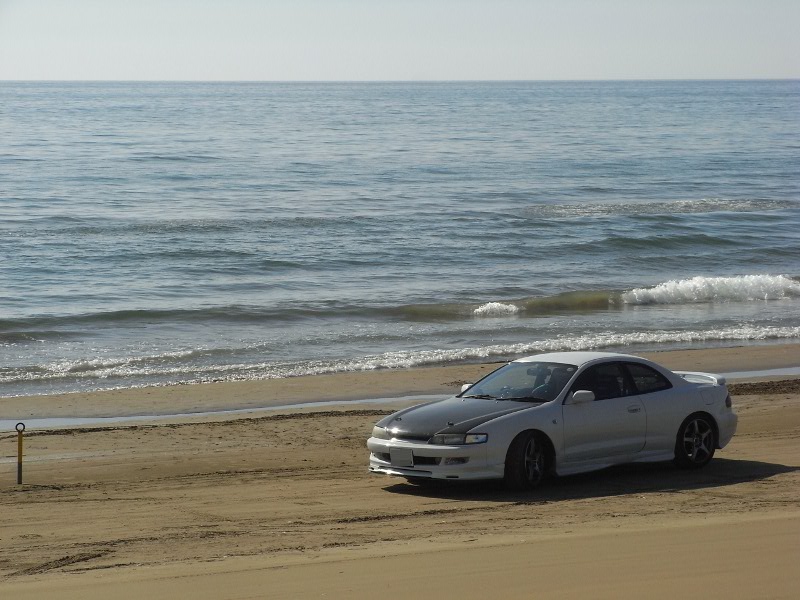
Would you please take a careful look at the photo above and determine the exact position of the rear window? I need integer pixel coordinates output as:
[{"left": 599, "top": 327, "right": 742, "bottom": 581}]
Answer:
[{"left": 625, "top": 363, "right": 672, "bottom": 394}]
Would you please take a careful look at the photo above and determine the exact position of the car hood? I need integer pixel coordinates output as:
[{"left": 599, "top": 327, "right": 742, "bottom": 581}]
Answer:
[{"left": 375, "top": 396, "right": 540, "bottom": 438}]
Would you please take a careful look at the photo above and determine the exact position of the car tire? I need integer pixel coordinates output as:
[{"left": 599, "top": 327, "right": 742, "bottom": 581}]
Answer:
[
  {"left": 504, "top": 431, "right": 547, "bottom": 491},
  {"left": 674, "top": 413, "right": 716, "bottom": 469}
]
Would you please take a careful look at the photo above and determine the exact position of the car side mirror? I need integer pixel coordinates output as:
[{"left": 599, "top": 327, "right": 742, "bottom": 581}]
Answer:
[
  {"left": 567, "top": 390, "right": 595, "bottom": 404},
  {"left": 460, "top": 384, "right": 472, "bottom": 393}
]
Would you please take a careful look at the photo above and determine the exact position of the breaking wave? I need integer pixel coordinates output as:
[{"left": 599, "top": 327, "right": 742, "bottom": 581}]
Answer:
[
  {"left": 473, "top": 302, "right": 519, "bottom": 317},
  {"left": 2, "top": 275, "right": 798, "bottom": 340},
  {"left": 400, "top": 276, "right": 800, "bottom": 322},
  {"left": 621, "top": 275, "right": 800, "bottom": 305}
]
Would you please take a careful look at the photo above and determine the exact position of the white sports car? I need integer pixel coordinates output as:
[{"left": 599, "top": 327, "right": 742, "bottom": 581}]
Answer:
[{"left": 368, "top": 352, "right": 737, "bottom": 489}]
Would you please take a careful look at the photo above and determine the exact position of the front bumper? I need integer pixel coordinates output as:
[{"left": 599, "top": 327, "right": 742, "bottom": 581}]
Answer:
[{"left": 367, "top": 436, "right": 504, "bottom": 481}]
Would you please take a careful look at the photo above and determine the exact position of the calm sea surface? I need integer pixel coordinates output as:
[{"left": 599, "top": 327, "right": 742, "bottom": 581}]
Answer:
[{"left": 1, "top": 81, "right": 799, "bottom": 399}]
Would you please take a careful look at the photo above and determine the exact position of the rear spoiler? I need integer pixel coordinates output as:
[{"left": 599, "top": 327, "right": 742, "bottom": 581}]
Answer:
[{"left": 675, "top": 371, "right": 727, "bottom": 386}]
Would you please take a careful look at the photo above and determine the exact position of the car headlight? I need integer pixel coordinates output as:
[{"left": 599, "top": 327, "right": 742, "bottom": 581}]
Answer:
[
  {"left": 371, "top": 426, "right": 390, "bottom": 440},
  {"left": 429, "top": 433, "right": 488, "bottom": 445}
]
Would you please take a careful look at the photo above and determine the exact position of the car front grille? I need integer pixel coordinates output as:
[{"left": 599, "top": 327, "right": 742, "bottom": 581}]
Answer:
[{"left": 393, "top": 434, "right": 431, "bottom": 443}]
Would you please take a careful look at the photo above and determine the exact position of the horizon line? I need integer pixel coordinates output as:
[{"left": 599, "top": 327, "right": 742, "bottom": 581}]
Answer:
[{"left": 2, "top": 77, "right": 799, "bottom": 84}]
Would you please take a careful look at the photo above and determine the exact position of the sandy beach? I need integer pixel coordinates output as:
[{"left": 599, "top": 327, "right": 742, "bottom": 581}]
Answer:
[{"left": 1, "top": 344, "right": 799, "bottom": 598}]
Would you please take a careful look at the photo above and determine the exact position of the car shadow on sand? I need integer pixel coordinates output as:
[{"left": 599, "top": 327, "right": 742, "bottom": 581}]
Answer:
[{"left": 381, "top": 458, "right": 800, "bottom": 503}]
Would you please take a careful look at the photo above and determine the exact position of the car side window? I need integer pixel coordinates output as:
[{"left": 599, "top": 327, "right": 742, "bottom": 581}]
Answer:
[
  {"left": 624, "top": 363, "right": 672, "bottom": 394},
  {"left": 570, "top": 363, "right": 629, "bottom": 400}
]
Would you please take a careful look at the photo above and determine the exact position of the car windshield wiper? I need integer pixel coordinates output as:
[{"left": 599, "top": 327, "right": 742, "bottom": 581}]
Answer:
[
  {"left": 500, "top": 396, "right": 548, "bottom": 402},
  {"left": 462, "top": 394, "right": 496, "bottom": 400}
]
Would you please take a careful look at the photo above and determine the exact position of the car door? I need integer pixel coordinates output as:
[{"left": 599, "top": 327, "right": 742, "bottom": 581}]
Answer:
[
  {"left": 561, "top": 362, "right": 646, "bottom": 462},
  {"left": 621, "top": 361, "right": 678, "bottom": 452}
]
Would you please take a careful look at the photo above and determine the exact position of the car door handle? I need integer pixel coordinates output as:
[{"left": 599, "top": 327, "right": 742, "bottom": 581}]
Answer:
[{"left": 627, "top": 405, "right": 641, "bottom": 413}]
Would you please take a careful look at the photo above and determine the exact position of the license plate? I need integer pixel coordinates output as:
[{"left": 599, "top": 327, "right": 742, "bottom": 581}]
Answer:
[{"left": 390, "top": 448, "right": 414, "bottom": 467}]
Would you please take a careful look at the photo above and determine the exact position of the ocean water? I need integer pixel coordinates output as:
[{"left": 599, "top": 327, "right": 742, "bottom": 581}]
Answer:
[{"left": 1, "top": 80, "right": 799, "bottom": 399}]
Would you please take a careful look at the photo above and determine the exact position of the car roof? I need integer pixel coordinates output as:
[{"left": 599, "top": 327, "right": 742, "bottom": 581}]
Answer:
[{"left": 513, "top": 351, "right": 644, "bottom": 367}]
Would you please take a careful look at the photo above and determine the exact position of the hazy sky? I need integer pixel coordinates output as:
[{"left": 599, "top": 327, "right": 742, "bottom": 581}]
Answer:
[{"left": 0, "top": 0, "right": 797, "bottom": 80}]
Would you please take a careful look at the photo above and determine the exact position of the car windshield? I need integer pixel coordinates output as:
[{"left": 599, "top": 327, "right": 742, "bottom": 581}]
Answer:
[{"left": 461, "top": 361, "right": 577, "bottom": 402}]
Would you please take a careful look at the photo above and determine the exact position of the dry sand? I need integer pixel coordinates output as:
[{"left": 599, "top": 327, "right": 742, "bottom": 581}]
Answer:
[{"left": 1, "top": 344, "right": 799, "bottom": 598}]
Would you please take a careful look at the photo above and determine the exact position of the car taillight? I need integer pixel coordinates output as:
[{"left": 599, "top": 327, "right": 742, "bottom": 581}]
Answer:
[{"left": 725, "top": 394, "right": 732, "bottom": 408}]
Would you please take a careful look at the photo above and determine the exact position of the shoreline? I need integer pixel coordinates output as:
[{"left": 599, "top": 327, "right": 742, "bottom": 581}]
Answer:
[{"left": 2, "top": 343, "right": 798, "bottom": 422}]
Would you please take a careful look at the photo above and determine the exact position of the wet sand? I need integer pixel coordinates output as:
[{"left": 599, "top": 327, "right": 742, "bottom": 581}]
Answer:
[{"left": 1, "top": 344, "right": 799, "bottom": 598}]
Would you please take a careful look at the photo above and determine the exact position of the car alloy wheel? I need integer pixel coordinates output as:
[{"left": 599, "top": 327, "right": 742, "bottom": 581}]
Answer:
[
  {"left": 505, "top": 431, "right": 547, "bottom": 490},
  {"left": 675, "top": 414, "right": 716, "bottom": 469}
]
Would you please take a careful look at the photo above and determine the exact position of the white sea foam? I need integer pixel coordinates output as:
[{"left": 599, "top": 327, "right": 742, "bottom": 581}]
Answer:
[
  {"left": 4, "top": 323, "right": 800, "bottom": 394},
  {"left": 621, "top": 275, "right": 800, "bottom": 305},
  {"left": 473, "top": 302, "right": 520, "bottom": 317},
  {"left": 236, "top": 325, "right": 800, "bottom": 380}
]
